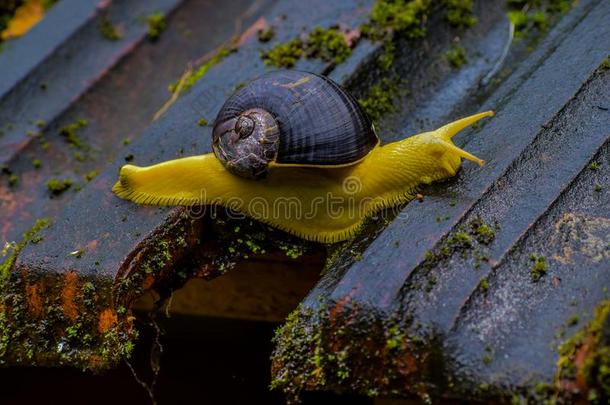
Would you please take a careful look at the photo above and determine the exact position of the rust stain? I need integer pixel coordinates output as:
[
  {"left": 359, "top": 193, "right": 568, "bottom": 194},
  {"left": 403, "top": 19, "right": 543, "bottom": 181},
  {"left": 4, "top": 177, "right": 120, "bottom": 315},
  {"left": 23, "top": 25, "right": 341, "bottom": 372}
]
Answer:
[
  {"left": 85, "top": 239, "right": 99, "bottom": 253},
  {"left": 88, "top": 354, "right": 103, "bottom": 369},
  {"left": 98, "top": 308, "right": 117, "bottom": 333},
  {"left": 328, "top": 295, "right": 351, "bottom": 324},
  {"left": 61, "top": 271, "right": 79, "bottom": 321},
  {"left": 142, "top": 274, "right": 155, "bottom": 290},
  {"left": 574, "top": 335, "right": 597, "bottom": 390},
  {"left": 396, "top": 350, "right": 419, "bottom": 377},
  {"left": 26, "top": 282, "right": 43, "bottom": 317}
]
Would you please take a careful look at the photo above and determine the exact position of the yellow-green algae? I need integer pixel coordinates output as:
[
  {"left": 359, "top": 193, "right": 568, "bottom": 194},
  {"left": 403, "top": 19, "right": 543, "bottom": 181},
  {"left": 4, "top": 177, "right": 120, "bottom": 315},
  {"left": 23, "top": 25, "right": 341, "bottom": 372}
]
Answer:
[
  {"left": 529, "top": 253, "right": 547, "bottom": 282},
  {"left": 257, "top": 26, "right": 275, "bottom": 43},
  {"left": 168, "top": 47, "right": 234, "bottom": 94},
  {"left": 507, "top": 0, "right": 572, "bottom": 39},
  {"left": 145, "top": 12, "right": 166, "bottom": 41},
  {"left": 99, "top": 15, "right": 122, "bottom": 41},
  {"left": 271, "top": 302, "right": 429, "bottom": 401},
  {"left": 59, "top": 118, "right": 88, "bottom": 149},
  {"left": 46, "top": 178, "right": 73, "bottom": 195},
  {"left": 446, "top": 45, "right": 467, "bottom": 69},
  {"left": 261, "top": 26, "right": 352, "bottom": 68},
  {"left": 0, "top": 218, "right": 51, "bottom": 281},
  {"left": 557, "top": 300, "right": 610, "bottom": 404}
]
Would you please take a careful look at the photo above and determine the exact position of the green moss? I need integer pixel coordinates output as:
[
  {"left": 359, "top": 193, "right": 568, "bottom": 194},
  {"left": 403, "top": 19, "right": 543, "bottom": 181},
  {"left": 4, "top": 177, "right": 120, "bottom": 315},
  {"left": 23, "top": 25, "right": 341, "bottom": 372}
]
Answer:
[
  {"left": 59, "top": 118, "right": 88, "bottom": 149},
  {"left": 589, "top": 162, "right": 600, "bottom": 171},
  {"left": 0, "top": 218, "right": 51, "bottom": 281},
  {"left": 594, "top": 184, "right": 603, "bottom": 193},
  {"left": 557, "top": 300, "right": 610, "bottom": 402},
  {"left": 600, "top": 57, "right": 610, "bottom": 71},
  {"left": 507, "top": 10, "right": 528, "bottom": 33},
  {"left": 470, "top": 218, "right": 496, "bottom": 245},
  {"left": 358, "top": 78, "right": 398, "bottom": 124},
  {"left": 99, "top": 16, "right": 122, "bottom": 41},
  {"left": 385, "top": 325, "right": 406, "bottom": 350},
  {"left": 145, "top": 12, "right": 166, "bottom": 41},
  {"left": 170, "top": 47, "right": 233, "bottom": 94},
  {"left": 530, "top": 10, "right": 549, "bottom": 31},
  {"left": 261, "top": 27, "right": 351, "bottom": 68},
  {"left": 261, "top": 38, "right": 303, "bottom": 68},
  {"left": 279, "top": 242, "right": 304, "bottom": 259},
  {"left": 361, "top": 0, "right": 432, "bottom": 41},
  {"left": 445, "top": 0, "right": 477, "bottom": 28},
  {"left": 478, "top": 277, "right": 489, "bottom": 292},
  {"left": 507, "top": 0, "right": 572, "bottom": 39},
  {"left": 197, "top": 118, "right": 208, "bottom": 127},
  {"left": 448, "top": 231, "right": 472, "bottom": 249},
  {"left": 529, "top": 253, "right": 547, "bottom": 282},
  {"left": 84, "top": 170, "right": 98, "bottom": 182},
  {"left": 446, "top": 45, "right": 467, "bottom": 69},
  {"left": 32, "top": 159, "right": 41, "bottom": 169},
  {"left": 305, "top": 27, "right": 352, "bottom": 65},
  {"left": 271, "top": 302, "right": 428, "bottom": 400},
  {"left": 377, "top": 41, "right": 395, "bottom": 71},
  {"left": 46, "top": 178, "right": 73, "bottom": 195},
  {"left": 35, "top": 119, "right": 45, "bottom": 129},
  {"left": 257, "top": 27, "right": 275, "bottom": 42},
  {"left": 567, "top": 315, "right": 579, "bottom": 327},
  {"left": 7, "top": 174, "right": 17, "bottom": 187}
]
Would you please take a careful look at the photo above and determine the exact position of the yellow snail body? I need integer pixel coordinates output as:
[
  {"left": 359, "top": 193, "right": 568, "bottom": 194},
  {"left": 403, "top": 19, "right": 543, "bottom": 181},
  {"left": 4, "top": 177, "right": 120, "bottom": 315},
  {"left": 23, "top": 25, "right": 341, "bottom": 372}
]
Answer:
[{"left": 113, "top": 71, "right": 493, "bottom": 243}]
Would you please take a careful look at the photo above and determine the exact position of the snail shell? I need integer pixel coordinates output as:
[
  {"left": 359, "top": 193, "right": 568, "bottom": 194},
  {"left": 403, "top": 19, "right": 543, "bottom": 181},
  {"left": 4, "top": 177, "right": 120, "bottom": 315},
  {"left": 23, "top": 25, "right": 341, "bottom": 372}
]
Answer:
[{"left": 212, "top": 70, "right": 379, "bottom": 178}]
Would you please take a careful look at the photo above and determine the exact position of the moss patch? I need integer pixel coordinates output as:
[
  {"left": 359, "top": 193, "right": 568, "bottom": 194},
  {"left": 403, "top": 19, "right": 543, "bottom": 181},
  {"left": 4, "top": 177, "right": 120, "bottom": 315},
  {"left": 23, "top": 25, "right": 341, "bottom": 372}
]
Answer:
[
  {"left": 445, "top": 0, "right": 477, "bottom": 28},
  {"left": 557, "top": 300, "right": 610, "bottom": 403},
  {"left": 169, "top": 47, "right": 234, "bottom": 94},
  {"left": 271, "top": 302, "right": 427, "bottom": 401},
  {"left": 261, "top": 38, "right": 303, "bottom": 68},
  {"left": 361, "top": 0, "right": 432, "bottom": 41},
  {"left": 99, "top": 15, "right": 122, "bottom": 41},
  {"left": 46, "top": 178, "right": 73, "bottom": 195},
  {"left": 0, "top": 218, "right": 51, "bottom": 281},
  {"left": 261, "top": 26, "right": 352, "bottom": 68},
  {"left": 145, "top": 12, "right": 166, "bottom": 41},
  {"left": 59, "top": 118, "right": 88, "bottom": 149},
  {"left": 357, "top": 78, "right": 400, "bottom": 124},
  {"left": 446, "top": 45, "right": 467, "bottom": 69},
  {"left": 257, "top": 27, "right": 275, "bottom": 43},
  {"left": 507, "top": 0, "right": 572, "bottom": 39},
  {"left": 529, "top": 253, "right": 547, "bottom": 282}
]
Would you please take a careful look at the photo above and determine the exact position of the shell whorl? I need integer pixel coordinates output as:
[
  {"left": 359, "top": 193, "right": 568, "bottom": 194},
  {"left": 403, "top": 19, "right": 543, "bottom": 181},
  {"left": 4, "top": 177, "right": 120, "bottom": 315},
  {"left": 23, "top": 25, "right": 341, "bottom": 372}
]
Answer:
[{"left": 212, "top": 70, "right": 378, "bottom": 178}]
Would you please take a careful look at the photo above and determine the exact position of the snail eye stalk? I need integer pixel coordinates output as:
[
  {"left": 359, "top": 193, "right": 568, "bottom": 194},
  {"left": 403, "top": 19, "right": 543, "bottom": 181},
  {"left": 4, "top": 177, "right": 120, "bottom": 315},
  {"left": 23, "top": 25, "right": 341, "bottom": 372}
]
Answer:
[{"left": 235, "top": 116, "right": 255, "bottom": 139}]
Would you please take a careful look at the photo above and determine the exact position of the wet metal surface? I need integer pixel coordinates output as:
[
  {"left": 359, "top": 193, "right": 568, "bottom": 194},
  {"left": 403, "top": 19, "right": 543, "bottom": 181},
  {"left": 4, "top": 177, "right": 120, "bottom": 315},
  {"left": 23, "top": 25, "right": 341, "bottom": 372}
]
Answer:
[
  {"left": 1, "top": 0, "right": 609, "bottom": 401},
  {"left": 285, "top": 0, "right": 610, "bottom": 399},
  {"left": 0, "top": 0, "right": 269, "bottom": 243},
  {"left": 2, "top": 0, "right": 373, "bottom": 370}
]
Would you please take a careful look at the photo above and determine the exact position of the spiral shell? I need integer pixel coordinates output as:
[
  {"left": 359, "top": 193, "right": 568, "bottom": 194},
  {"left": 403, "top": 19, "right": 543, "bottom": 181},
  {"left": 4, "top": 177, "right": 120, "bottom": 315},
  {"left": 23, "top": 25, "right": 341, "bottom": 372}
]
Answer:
[{"left": 212, "top": 70, "right": 379, "bottom": 178}]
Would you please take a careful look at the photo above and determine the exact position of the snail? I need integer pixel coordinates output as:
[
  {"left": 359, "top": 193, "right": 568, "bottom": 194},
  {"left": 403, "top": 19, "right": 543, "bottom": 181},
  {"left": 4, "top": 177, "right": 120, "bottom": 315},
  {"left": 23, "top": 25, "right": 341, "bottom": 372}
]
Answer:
[{"left": 113, "top": 70, "right": 493, "bottom": 243}]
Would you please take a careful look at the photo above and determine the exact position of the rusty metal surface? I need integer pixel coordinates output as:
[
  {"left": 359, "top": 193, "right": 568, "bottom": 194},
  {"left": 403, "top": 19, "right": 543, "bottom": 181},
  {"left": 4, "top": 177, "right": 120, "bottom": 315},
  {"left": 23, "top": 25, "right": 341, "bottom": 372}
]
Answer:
[
  {"left": 271, "top": 0, "right": 610, "bottom": 401},
  {"left": 1, "top": 0, "right": 374, "bottom": 370},
  {"left": 0, "top": 0, "right": 608, "bottom": 402}
]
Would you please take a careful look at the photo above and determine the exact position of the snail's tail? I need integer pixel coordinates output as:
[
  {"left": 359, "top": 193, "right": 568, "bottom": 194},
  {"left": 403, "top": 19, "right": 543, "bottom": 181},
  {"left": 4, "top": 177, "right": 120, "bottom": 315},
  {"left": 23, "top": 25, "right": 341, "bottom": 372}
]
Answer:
[
  {"left": 112, "top": 154, "right": 234, "bottom": 206},
  {"left": 432, "top": 110, "right": 494, "bottom": 167}
]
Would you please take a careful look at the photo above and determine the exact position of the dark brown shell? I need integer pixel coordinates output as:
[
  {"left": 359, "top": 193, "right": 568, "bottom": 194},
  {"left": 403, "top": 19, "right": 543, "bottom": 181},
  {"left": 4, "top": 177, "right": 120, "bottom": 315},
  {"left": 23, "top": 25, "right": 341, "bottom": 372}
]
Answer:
[{"left": 212, "top": 70, "right": 379, "bottom": 178}]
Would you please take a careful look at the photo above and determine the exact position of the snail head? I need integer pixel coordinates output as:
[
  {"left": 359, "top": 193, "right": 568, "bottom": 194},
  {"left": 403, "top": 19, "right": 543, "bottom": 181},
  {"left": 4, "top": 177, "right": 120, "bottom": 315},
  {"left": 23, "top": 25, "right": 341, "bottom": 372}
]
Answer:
[{"left": 212, "top": 108, "right": 280, "bottom": 179}]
